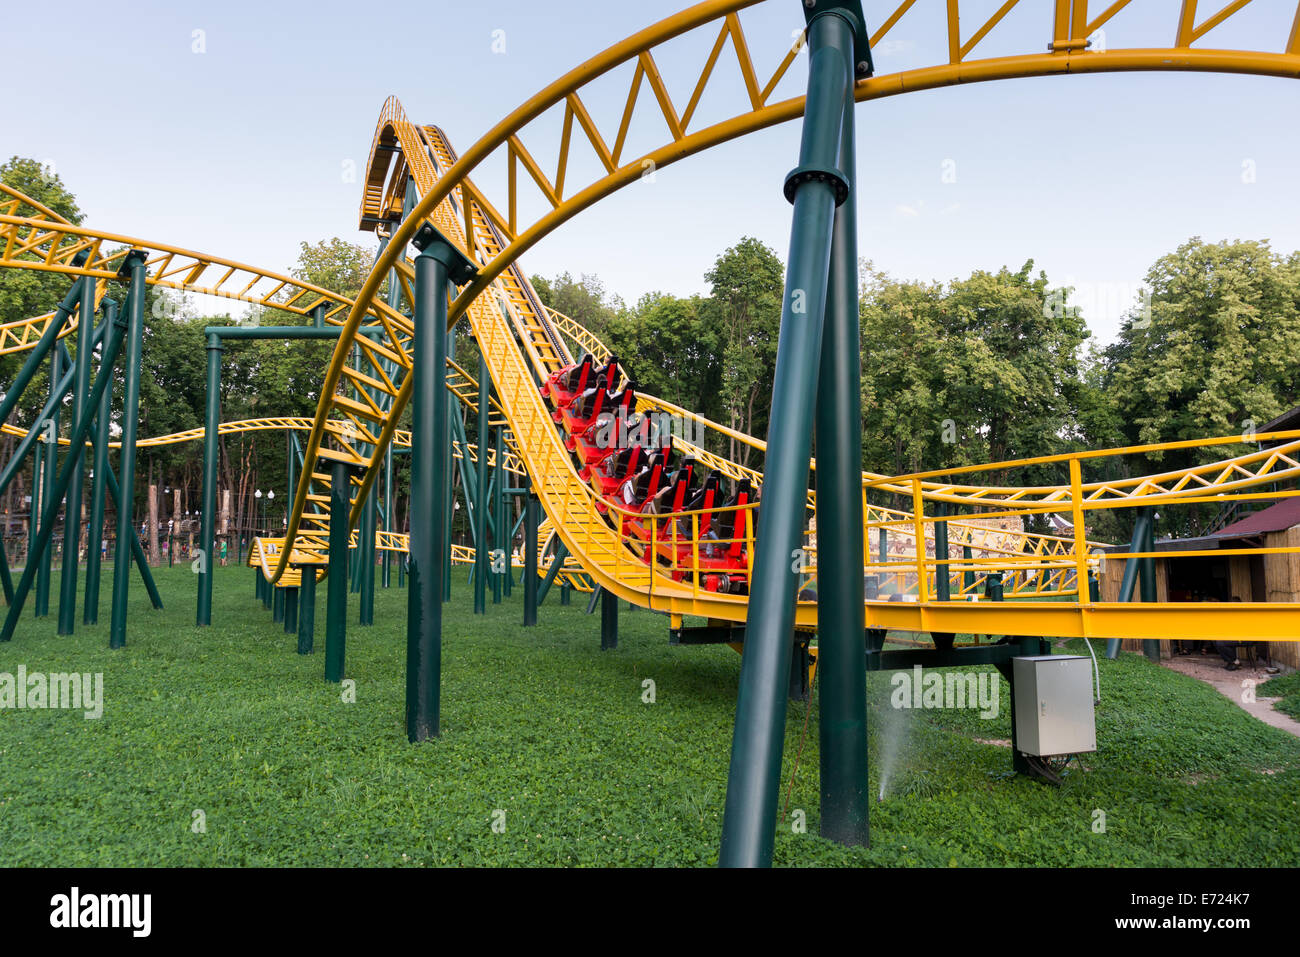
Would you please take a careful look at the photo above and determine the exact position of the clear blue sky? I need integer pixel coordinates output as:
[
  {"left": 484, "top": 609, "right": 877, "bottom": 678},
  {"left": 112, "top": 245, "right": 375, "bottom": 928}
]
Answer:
[{"left": 4, "top": 0, "right": 1298, "bottom": 343}]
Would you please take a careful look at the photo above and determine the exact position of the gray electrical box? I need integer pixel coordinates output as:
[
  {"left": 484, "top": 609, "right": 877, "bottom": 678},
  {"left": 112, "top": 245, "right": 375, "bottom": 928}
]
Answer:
[{"left": 1012, "top": 656, "right": 1096, "bottom": 757}]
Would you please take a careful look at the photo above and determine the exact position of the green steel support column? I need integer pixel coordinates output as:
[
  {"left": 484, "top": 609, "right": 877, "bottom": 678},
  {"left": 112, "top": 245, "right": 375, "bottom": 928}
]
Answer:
[
  {"left": 0, "top": 346, "right": 90, "bottom": 501},
  {"left": 474, "top": 353, "right": 490, "bottom": 614},
  {"left": 297, "top": 566, "right": 317, "bottom": 654},
  {"left": 536, "top": 542, "right": 568, "bottom": 606},
  {"left": 442, "top": 326, "right": 455, "bottom": 601},
  {"left": 35, "top": 347, "right": 61, "bottom": 619},
  {"left": 501, "top": 459, "right": 513, "bottom": 598},
  {"left": 384, "top": 441, "right": 394, "bottom": 589},
  {"left": 272, "top": 584, "right": 285, "bottom": 623},
  {"left": 284, "top": 587, "right": 298, "bottom": 634},
  {"left": 492, "top": 428, "right": 504, "bottom": 605},
  {"left": 934, "top": 502, "right": 950, "bottom": 602},
  {"left": 600, "top": 588, "right": 618, "bottom": 650},
  {"left": 813, "top": 85, "right": 869, "bottom": 850},
  {"left": 286, "top": 435, "right": 297, "bottom": 536},
  {"left": 0, "top": 539, "right": 12, "bottom": 605},
  {"left": 109, "top": 251, "right": 149, "bottom": 650},
  {"left": 962, "top": 544, "right": 975, "bottom": 594},
  {"left": 2, "top": 299, "right": 129, "bottom": 641},
  {"left": 1140, "top": 509, "right": 1160, "bottom": 661},
  {"left": 560, "top": 582, "right": 571, "bottom": 606},
  {"left": 102, "top": 464, "right": 163, "bottom": 610},
  {"left": 358, "top": 469, "right": 376, "bottom": 625},
  {"left": 406, "top": 226, "right": 472, "bottom": 742},
  {"left": 720, "top": 3, "right": 864, "bottom": 869},
  {"left": 255, "top": 568, "right": 263, "bottom": 602},
  {"left": 56, "top": 277, "right": 98, "bottom": 633},
  {"left": 311, "top": 303, "right": 326, "bottom": 329},
  {"left": 523, "top": 483, "right": 538, "bottom": 626},
  {"left": 877, "top": 526, "right": 887, "bottom": 593},
  {"left": 324, "top": 459, "right": 354, "bottom": 683},
  {"left": 29, "top": 442, "right": 42, "bottom": 580},
  {"left": 1106, "top": 508, "right": 1152, "bottom": 659},
  {"left": 197, "top": 333, "right": 222, "bottom": 626}
]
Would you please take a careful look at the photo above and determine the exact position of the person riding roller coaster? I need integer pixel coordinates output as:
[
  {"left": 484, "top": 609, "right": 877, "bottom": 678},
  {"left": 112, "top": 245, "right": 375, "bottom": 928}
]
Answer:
[
  {"left": 540, "top": 353, "right": 751, "bottom": 591},
  {"left": 560, "top": 382, "right": 635, "bottom": 450},
  {"left": 575, "top": 403, "right": 646, "bottom": 480},
  {"left": 541, "top": 352, "right": 620, "bottom": 422}
]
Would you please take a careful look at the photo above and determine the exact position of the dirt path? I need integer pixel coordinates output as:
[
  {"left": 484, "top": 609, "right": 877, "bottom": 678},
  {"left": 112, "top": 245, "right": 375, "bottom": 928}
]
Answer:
[{"left": 1161, "top": 653, "right": 1300, "bottom": 739}]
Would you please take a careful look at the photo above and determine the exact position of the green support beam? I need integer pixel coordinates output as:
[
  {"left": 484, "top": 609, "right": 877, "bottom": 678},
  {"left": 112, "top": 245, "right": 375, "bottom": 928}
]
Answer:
[
  {"left": 324, "top": 458, "right": 355, "bottom": 683},
  {"left": 284, "top": 587, "right": 298, "bottom": 634},
  {"left": 109, "top": 251, "right": 149, "bottom": 650},
  {"left": 2, "top": 290, "right": 129, "bottom": 641},
  {"left": 523, "top": 483, "right": 538, "bottom": 626},
  {"left": 35, "top": 345, "right": 61, "bottom": 619},
  {"left": 720, "top": 4, "right": 862, "bottom": 869},
  {"left": 406, "top": 224, "right": 473, "bottom": 742},
  {"left": 474, "top": 353, "right": 490, "bottom": 614},
  {"left": 812, "top": 80, "right": 869, "bottom": 851},
  {"left": 600, "top": 588, "right": 618, "bottom": 650},
  {"left": 102, "top": 463, "right": 164, "bottom": 611},
  {"left": 197, "top": 333, "right": 222, "bottom": 625},
  {"left": 1139, "top": 508, "right": 1160, "bottom": 661},
  {"left": 56, "top": 276, "right": 98, "bottom": 633},
  {"left": 493, "top": 427, "right": 504, "bottom": 605},
  {"left": 1106, "top": 508, "right": 1153, "bottom": 659},
  {"left": 297, "top": 565, "right": 317, "bottom": 654},
  {"left": 536, "top": 541, "right": 568, "bottom": 607}
]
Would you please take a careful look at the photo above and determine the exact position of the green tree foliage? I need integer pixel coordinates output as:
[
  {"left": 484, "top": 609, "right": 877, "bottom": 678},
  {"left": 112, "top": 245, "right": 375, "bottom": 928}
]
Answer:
[
  {"left": 289, "top": 238, "right": 375, "bottom": 303},
  {"left": 1103, "top": 238, "right": 1300, "bottom": 459},
  {"left": 606, "top": 292, "right": 721, "bottom": 421},
  {"left": 703, "top": 237, "right": 783, "bottom": 468},
  {"left": 859, "top": 260, "right": 1092, "bottom": 486},
  {"left": 530, "top": 271, "right": 623, "bottom": 340}
]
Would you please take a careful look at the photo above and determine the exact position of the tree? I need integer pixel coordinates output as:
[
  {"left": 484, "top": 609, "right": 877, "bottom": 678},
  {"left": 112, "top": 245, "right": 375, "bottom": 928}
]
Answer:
[
  {"left": 859, "top": 260, "right": 1091, "bottom": 487},
  {"left": 1099, "top": 238, "right": 1300, "bottom": 538},
  {"left": 703, "top": 237, "right": 784, "bottom": 467},
  {"left": 1104, "top": 238, "right": 1300, "bottom": 457},
  {"left": 530, "top": 271, "right": 623, "bottom": 340},
  {"left": 607, "top": 292, "right": 722, "bottom": 425},
  {"left": 290, "top": 238, "right": 375, "bottom": 302}
]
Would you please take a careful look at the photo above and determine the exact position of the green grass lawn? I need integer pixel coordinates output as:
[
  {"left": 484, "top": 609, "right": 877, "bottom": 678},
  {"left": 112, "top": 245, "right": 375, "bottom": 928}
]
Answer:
[
  {"left": 1261, "top": 670, "right": 1300, "bottom": 721},
  {"left": 1, "top": 564, "right": 1297, "bottom": 866}
]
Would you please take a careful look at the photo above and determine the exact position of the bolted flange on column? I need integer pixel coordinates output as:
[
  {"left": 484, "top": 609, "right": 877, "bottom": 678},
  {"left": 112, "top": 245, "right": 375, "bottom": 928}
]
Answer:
[
  {"left": 411, "top": 223, "right": 478, "bottom": 286},
  {"left": 801, "top": 0, "right": 873, "bottom": 78},
  {"left": 784, "top": 0, "right": 872, "bottom": 206}
]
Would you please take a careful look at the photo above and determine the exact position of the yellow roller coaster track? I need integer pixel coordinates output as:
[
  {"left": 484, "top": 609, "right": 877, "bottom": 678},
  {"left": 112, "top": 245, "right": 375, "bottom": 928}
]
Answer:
[
  {"left": 6, "top": 1, "right": 1299, "bottom": 642},
  {"left": 264, "top": 0, "right": 1300, "bottom": 643}
]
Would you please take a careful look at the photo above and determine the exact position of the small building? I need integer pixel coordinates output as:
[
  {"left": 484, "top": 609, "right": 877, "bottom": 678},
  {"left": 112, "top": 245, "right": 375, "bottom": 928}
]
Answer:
[{"left": 1100, "top": 498, "right": 1300, "bottom": 671}]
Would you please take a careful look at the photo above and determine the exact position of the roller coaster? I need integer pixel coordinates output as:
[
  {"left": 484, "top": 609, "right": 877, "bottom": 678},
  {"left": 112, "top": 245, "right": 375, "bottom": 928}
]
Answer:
[{"left": 3, "top": 0, "right": 1299, "bottom": 867}]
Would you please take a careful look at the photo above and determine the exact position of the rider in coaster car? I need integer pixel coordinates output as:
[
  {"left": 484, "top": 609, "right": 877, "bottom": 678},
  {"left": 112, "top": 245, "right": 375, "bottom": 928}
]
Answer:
[
  {"left": 617, "top": 447, "right": 675, "bottom": 511},
  {"left": 543, "top": 353, "right": 592, "bottom": 412}
]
